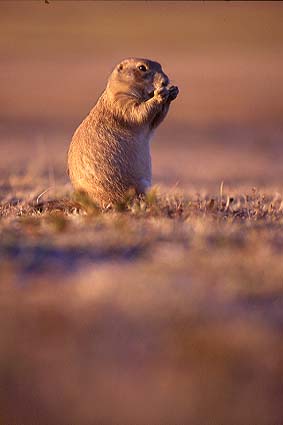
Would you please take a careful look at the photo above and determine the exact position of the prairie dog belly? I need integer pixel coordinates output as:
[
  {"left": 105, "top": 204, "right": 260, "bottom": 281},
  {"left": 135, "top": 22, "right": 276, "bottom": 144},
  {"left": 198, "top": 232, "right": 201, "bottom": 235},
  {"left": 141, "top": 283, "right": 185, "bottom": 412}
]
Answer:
[{"left": 129, "top": 128, "right": 153, "bottom": 193}]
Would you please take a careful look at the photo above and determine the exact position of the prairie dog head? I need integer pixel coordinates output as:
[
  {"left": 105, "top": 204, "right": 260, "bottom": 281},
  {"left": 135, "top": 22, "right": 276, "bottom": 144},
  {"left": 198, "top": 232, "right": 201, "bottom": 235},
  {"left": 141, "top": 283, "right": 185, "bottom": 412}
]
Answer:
[{"left": 107, "top": 57, "right": 170, "bottom": 100}]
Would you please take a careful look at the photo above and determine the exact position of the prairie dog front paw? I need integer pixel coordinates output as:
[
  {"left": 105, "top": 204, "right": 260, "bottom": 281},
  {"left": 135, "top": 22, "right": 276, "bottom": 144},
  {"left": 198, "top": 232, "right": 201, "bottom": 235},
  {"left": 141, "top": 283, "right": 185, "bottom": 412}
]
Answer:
[
  {"left": 154, "top": 86, "right": 169, "bottom": 104},
  {"left": 168, "top": 85, "right": 179, "bottom": 101}
]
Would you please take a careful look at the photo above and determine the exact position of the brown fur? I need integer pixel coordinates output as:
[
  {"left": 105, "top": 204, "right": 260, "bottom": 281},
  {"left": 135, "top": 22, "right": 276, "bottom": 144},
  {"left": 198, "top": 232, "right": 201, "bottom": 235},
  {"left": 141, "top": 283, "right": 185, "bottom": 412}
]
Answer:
[{"left": 68, "top": 57, "right": 179, "bottom": 207}]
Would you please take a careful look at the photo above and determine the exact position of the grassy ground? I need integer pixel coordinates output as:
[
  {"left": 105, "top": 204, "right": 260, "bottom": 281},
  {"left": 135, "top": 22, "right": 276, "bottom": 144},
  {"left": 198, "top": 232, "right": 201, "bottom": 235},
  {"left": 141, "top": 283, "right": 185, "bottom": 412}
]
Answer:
[{"left": 1, "top": 168, "right": 283, "bottom": 424}]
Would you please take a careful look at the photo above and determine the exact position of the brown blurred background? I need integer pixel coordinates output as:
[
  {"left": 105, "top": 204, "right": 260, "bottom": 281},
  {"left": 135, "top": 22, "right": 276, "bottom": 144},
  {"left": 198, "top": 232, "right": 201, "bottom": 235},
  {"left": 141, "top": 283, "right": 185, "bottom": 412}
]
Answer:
[{"left": 1, "top": 1, "right": 283, "bottom": 191}]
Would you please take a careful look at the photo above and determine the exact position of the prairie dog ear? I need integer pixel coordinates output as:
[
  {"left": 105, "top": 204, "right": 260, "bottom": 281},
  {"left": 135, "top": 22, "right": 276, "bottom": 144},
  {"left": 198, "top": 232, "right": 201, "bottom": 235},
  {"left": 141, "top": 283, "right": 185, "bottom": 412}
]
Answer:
[{"left": 117, "top": 63, "right": 123, "bottom": 72}]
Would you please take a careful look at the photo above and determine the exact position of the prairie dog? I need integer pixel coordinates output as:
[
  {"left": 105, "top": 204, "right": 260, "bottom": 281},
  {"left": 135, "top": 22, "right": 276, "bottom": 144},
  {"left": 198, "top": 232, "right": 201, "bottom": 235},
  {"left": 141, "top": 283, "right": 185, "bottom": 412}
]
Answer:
[{"left": 68, "top": 57, "right": 179, "bottom": 207}]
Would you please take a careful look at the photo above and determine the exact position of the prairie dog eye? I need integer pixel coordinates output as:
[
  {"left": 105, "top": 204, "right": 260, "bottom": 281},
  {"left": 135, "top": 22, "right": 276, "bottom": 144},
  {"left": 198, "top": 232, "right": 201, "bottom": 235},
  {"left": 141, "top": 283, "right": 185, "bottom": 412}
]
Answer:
[{"left": 138, "top": 65, "right": 147, "bottom": 72}]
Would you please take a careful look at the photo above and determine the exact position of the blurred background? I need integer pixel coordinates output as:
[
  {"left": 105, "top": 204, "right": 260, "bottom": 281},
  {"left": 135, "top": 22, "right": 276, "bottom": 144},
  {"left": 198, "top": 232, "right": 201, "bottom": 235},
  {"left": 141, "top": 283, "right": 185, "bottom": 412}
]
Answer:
[{"left": 1, "top": 1, "right": 283, "bottom": 193}]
